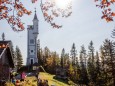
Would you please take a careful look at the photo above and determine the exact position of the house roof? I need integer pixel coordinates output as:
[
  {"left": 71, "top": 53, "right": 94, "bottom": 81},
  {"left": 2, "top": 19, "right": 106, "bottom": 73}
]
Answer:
[
  {"left": 32, "top": 62, "right": 39, "bottom": 66},
  {"left": 0, "top": 41, "right": 10, "bottom": 55},
  {"left": 0, "top": 41, "right": 11, "bottom": 44},
  {"left": 0, "top": 40, "right": 14, "bottom": 67}
]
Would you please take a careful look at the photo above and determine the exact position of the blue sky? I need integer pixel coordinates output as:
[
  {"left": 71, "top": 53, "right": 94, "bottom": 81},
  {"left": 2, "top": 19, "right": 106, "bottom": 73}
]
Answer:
[{"left": 0, "top": 0, "right": 114, "bottom": 64}]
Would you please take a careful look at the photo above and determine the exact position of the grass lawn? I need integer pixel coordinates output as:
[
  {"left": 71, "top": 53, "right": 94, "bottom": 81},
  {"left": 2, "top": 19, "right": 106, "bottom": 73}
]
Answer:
[
  {"left": 38, "top": 72, "right": 69, "bottom": 86},
  {"left": 24, "top": 76, "right": 37, "bottom": 86},
  {"left": 6, "top": 72, "right": 71, "bottom": 86},
  {"left": 5, "top": 76, "right": 37, "bottom": 86},
  {"left": 5, "top": 82, "right": 15, "bottom": 86}
]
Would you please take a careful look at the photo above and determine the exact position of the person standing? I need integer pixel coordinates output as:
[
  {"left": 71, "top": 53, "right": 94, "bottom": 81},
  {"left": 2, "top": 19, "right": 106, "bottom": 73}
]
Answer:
[
  {"left": 21, "top": 72, "right": 26, "bottom": 81},
  {"left": 12, "top": 76, "right": 16, "bottom": 85}
]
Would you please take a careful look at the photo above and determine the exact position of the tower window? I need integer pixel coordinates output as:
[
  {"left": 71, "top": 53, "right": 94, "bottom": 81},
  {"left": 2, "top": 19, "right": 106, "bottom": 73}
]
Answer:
[
  {"left": 30, "top": 39, "right": 34, "bottom": 44},
  {"left": 31, "top": 50, "right": 33, "bottom": 52}
]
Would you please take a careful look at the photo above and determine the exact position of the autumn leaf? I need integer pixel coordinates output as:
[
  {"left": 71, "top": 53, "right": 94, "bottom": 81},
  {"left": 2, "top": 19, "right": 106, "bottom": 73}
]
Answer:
[
  {"left": 17, "top": 11, "right": 23, "bottom": 17},
  {"left": 102, "top": 0, "right": 107, "bottom": 4},
  {"left": 95, "top": 0, "right": 115, "bottom": 22},
  {"left": 27, "top": 11, "right": 32, "bottom": 15},
  {"left": 44, "top": 12, "right": 48, "bottom": 17},
  {"left": 111, "top": 0, "right": 115, "bottom": 2},
  {"left": 3, "top": 6, "right": 8, "bottom": 10},
  {"left": 111, "top": 12, "right": 115, "bottom": 16},
  {"left": 32, "top": 0, "right": 37, "bottom": 3}
]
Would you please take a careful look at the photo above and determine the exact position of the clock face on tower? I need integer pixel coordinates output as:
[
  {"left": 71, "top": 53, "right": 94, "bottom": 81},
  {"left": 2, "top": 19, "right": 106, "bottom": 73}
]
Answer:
[{"left": 29, "top": 46, "right": 35, "bottom": 55}]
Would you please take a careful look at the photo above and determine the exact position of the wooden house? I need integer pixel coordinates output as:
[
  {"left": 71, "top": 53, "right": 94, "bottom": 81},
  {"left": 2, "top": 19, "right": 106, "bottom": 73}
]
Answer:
[
  {"left": 0, "top": 41, "right": 14, "bottom": 81},
  {"left": 56, "top": 67, "right": 68, "bottom": 80}
]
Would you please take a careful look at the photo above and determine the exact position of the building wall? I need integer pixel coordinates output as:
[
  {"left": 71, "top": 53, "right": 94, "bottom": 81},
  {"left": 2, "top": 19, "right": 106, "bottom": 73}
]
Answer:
[{"left": 27, "top": 25, "right": 38, "bottom": 65}]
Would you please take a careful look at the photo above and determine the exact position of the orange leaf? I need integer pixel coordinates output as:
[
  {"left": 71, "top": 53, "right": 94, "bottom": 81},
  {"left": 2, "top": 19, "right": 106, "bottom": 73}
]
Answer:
[
  {"left": 3, "top": 7, "right": 8, "bottom": 10},
  {"left": 18, "top": 11, "right": 23, "bottom": 17},
  {"left": 111, "top": 12, "right": 115, "bottom": 16},
  {"left": 102, "top": 0, "right": 107, "bottom": 4},
  {"left": 27, "top": 11, "right": 31, "bottom": 15},
  {"left": 44, "top": 12, "right": 48, "bottom": 17}
]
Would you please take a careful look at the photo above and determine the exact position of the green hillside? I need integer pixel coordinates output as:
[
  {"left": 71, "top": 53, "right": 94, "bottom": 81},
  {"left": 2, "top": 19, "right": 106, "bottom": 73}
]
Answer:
[{"left": 38, "top": 72, "right": 69, "bottom": 86}]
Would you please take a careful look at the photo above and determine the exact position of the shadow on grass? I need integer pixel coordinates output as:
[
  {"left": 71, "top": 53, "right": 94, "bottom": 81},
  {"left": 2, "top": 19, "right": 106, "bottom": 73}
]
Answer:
[{"left": 53, "top": 76, "right": 69, "bottom": 85}]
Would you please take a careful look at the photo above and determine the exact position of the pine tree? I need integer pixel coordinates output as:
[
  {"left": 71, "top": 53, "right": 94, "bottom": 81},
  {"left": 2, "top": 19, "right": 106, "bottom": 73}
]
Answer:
[
  {"left": 15, "top": 46, "right": 23, "bottom": 70},
  {"left": 68, "top": 63, "right": 75, "bottom": 81},
  {"left": 111, "top": 28, "right": 115, "bottom": 38},
  {"left": 64, "top": 53, "right": 70, "bottom": 68},
  {"left": 101, "top": 39, "right": 115, "bottom": 85},
  {"left": 44, "top": 47, "right": 50, "bottom": 58},
  {"left": 37, "top": 48, "right": 44, "bottom": 66},
  {"left": 95, "top": 51, "right": 102, "bottom": 85},
  {"left": 87, "top": 41, "right": 96, "bottom": 85},
  {"left": 43, "top": 47, "right": 50, "bottom": 66},
  {"left": 79, "top": 45, "right": 89, "bottom": 85},
  {"left": 61, "top": 48, "right": 65, "bottom": 68},
  {"left": 70, "top": 43, "right": 77, "bottom": 66},
  {"left": 10, "top": 42, "right": 17, "bottom": 70},
  {"left": 45, "top": 51, "right": 58, "bottom": 74},
  {"left": 37, "top": 39, "right": 40, "bottom": 64},
  {"left": 52, "top": 52, "right": 59, "bottom": 74},
  {"left": 88, "top": 41, "right": 95, "bottom": 62},
  {"left": 99, "top": 45, "right": 107, "bottom": 85}
]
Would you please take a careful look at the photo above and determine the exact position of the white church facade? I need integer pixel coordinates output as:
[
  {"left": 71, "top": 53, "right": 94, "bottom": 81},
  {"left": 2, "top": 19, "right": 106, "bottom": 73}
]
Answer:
[{"left": 26, "top": 11, "right": 39, "bottom": 65}]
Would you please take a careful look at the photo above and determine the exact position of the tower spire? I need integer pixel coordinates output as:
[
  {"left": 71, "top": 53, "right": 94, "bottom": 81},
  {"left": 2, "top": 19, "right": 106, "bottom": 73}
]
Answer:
[
  {"left": 2, "top": 33, "right": 5, "bottom": 41},
  {"left": 33, "top": 8, "right": 38, "bottom": 20}
]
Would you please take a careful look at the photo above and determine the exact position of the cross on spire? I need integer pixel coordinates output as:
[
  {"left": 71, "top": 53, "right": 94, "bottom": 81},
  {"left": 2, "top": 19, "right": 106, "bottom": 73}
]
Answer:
[{"left": 35, "top": 8, "right": 36, "bottom": 13}]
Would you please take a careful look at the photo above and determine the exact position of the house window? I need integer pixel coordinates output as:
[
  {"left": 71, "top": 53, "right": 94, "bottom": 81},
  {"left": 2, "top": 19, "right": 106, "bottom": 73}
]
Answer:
[{"left": 30, "top": 39, "right": 34, "bottom": 44}]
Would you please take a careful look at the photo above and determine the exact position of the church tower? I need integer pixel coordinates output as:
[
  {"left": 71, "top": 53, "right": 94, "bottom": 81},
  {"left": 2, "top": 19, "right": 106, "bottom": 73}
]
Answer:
[{"left": 26, "top": 10, "right": 39, "bottom": 65}]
